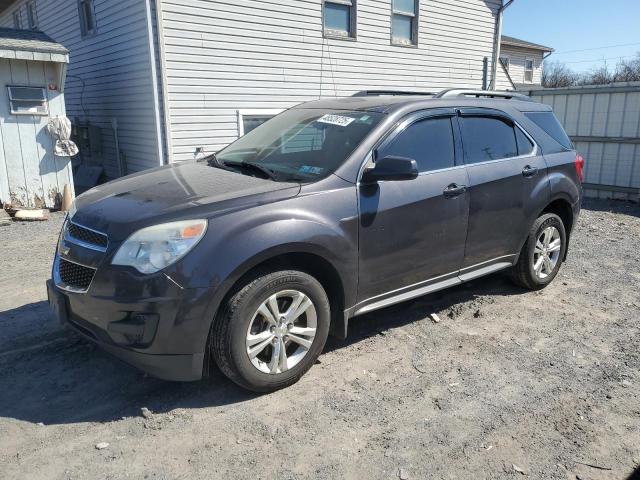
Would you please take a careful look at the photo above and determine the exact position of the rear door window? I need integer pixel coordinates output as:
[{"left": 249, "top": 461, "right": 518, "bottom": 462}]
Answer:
[
  {"left": 378, "top": 117, "right": 455, "bottom": 172},
  {"left": 524, "top": 111, "right": 573, "bottom": 150},
  {"left": 459, "top": 116, "right": 518, "bottom": 164}
]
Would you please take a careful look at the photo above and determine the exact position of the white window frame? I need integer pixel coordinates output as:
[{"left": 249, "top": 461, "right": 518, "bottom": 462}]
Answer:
[
  {"left": 391, "top": 0, "right": 419, "bottom": 46},
  {"left": 7, "top": 86, "right": 49, "bottom": 116},
  {"left": 26, "top": 1, "right": 38, "bottom": 30},
  {"left": 500, "top": 56, "right": 510, "bottom": 72},
  {"left": 13, "top": 10, "right": 22, "bottom": 29},
  {"left": 524, "top": 58, "right": 534, "bottom": 83},
  {"left": 78, "top": 0, "right": 97, "bottom": 38},
  {"left": 323, "top": 0, "right": 357, "bottom": 40},
  {"left": 237, "top": 109, "right": 283, "bottom": 136}
]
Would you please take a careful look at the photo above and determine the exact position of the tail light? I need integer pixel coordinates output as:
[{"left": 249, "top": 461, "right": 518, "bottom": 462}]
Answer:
[{"left": 575, "top": 154, "right": 585, "bottom": 182}]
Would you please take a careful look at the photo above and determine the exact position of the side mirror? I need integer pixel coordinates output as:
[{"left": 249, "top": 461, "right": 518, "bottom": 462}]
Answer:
[{"left": 361, "top": 156, "right": 419, "bottom": 183}]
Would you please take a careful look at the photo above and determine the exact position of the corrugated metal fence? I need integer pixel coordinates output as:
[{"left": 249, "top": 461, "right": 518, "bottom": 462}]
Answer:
[{"left": 523, "top": 82, "right": 640, "bottom": 201}]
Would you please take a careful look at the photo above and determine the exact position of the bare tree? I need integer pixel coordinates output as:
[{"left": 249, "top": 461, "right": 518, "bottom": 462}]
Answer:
[
  {"left": 579, "top": 61, "right": 614, "bottom": 85},
  {"left": 542, "top": 61, "right": 578, "bottom": 88},
  {"left": 613, "top": 53, "right": 640, "bottom": 82},
  {"left": 541, "top": 54, "right": 640, "bottom": 88}
]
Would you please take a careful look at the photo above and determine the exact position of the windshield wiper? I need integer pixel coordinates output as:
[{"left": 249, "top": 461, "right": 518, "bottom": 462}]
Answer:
[
  {"left": 222, "top": 160, "right": 279, "bottom": 181},
  {"left": 199, "top": 152, "right": 222, "bottom": 168}
]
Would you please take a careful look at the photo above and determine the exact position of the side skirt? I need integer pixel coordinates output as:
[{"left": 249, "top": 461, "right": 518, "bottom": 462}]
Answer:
[{"left": 345, "top": 255, "right": 515, "bottom": 323}]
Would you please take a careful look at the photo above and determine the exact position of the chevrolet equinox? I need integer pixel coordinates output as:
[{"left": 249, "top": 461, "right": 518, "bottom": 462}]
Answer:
[{"left": 48, "top": 90, "right": 583, "bottom": 392}]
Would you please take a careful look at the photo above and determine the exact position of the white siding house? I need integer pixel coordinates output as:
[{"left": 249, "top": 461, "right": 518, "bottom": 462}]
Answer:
[
  {"left": 500, "top": 35, "right": 553, "bottom": 87},
  {"left": 1, "top": 0, "right": 513, "bottom": 181}
]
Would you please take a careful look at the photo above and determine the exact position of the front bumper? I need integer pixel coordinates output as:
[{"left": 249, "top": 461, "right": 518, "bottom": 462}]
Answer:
[{"left": 47, "top": 269, "right": 210, "bottom": 382}]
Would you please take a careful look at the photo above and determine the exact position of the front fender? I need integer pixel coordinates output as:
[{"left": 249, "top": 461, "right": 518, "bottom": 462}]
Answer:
[{"left": 163, "top": 185, "right": 359, "bottom": 352}]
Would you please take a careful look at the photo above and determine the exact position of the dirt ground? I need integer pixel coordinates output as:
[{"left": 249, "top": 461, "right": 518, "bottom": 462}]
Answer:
[{"left": 0, "top": 199, "right": 638, "bottom": 480}]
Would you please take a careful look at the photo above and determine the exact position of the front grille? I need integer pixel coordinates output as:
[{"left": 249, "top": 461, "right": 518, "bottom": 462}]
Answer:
[
  {"left": 58, "top": 258, "right": 96, "bottom": 291},
  {"left": 67, "top": 222, "right": 108, "bottom": 250}
]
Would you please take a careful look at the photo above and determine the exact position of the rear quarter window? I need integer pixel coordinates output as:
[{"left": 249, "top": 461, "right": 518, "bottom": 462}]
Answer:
[{"left": 524, "top": 112, "right": 573, "bottom": 150}]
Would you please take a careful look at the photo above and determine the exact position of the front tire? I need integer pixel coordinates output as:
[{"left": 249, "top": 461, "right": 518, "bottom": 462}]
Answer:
[
  {"left": 510, "top": 213, "right": 567, "bottom": 290},
  {"left": 211, "top": 270, "right": 330, "bottom": 392}
]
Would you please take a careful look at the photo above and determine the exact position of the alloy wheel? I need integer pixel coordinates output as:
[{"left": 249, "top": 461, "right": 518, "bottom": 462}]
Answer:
[
  {"left": 245, "top": 290, "right": 317, "bottom": 374},
  {"left": 533, "top": 226, "right": 562, "bottom": 279}
]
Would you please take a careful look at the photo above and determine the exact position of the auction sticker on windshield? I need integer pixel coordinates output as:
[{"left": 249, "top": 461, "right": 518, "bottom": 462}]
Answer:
[{"left": 317, "top": 114, "right": 355, "bottom": 127}]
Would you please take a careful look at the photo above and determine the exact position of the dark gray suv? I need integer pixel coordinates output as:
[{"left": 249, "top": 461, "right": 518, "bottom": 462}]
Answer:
[{"left": 47, "top": 90, "right": 583, "bottom": 392}]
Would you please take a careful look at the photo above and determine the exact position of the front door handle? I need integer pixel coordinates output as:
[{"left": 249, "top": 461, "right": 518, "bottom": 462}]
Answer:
[
  {"left": 522, "top": 165, "right": 538, "bottom": 177},
  {"left": 443, "top": 183, "right": 467, "bottom": 198}
]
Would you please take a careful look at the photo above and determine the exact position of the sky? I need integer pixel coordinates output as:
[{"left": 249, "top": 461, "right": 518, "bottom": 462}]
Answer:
[{"left": 502, "top": 0, "right": 640, "bottom": 73}]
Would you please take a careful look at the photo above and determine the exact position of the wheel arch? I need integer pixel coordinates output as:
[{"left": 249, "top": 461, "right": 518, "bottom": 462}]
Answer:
[
  {"left": 514, "top": 196, "right": 575, "bottom": 264},
  {"left": 541, "top": 197, "right": 574, "bottom": 260},
  {"left": 202, "top": 245, "right": 349, "bottom": 375},
  {"left": 226, "top": 250, "right": 347, "bottom": 339}
]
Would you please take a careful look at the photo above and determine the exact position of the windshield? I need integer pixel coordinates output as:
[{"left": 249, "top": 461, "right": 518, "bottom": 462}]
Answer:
[{"left": 216, "top": 109, "right": 384, "bottom": 182}]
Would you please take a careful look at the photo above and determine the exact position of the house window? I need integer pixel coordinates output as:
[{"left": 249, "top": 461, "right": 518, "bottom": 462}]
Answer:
[
  {"left": 392, "top": 0, "right": 418, "bottom": 45},
  {"left": 524, "top": 59, "right": 534, "bottom": 83},
  {"left": 323, "top": 0, "right": 356, "bottom": 38},
  {"left": 26, "top": 1, "right": 38, "bottom": 29},
  {"left": 78, "top": 0, "right": 97, "bottom": 37},
  {"left": 12, "top": 10, "right": 21, "bottom": 29},
  {"left": 237, "top": 110, "right": 283, "bottom": 136},
  {"left": 8, "top": 86, "right": 49, "bottom": 115},
  {"left": 500, "top": 56, "right": 510, "bottom": 72}
]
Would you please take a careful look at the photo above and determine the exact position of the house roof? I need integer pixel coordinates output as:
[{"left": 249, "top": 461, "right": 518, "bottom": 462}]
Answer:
[
  {"left": 0, "top": 27, "right": 69, "bottom": 55},
  {"left": 501, "top": 35, "right": 554, "bottom": 53}
]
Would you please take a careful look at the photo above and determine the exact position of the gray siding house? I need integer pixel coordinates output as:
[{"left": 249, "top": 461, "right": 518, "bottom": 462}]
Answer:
[{"left": 1, "top": 0, "right": 513, "bottom": 178}]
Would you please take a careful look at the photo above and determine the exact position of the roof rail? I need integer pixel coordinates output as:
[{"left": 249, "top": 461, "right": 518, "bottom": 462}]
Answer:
[
  {"left": 434, "top": 89, "right": 534, "bottom": 102},
  {"left": 352, "top": 90, "right": 435, "bottom": 97}
]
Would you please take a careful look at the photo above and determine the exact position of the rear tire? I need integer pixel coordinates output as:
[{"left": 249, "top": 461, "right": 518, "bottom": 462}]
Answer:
[
  {"left": 510, "top": 213, "right": 567, "bottom": 290},
  {"left": 210, "top": 270, "right": 330, "bottom": 392}
]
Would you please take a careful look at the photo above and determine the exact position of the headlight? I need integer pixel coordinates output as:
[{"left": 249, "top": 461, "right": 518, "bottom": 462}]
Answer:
[{"left": 112, "top": 219, "right": 207, "bottom": 274}]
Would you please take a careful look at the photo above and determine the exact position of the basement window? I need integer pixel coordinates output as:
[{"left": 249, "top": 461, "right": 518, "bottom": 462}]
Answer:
[
  {"left": 323, "top": 0, "right": 357, "bottom": 39},
  {"left": 8, "top": 86, "right": 48, "bottom": 115},
  {"left": 78, "top": 0, "right": 97, "bottom": 37},
  {"left": 237, "top": 110, "right": 283, "bottom": 136},
  {"left": 26, "top": 1, "right": 38, "bottom": 30},
  {"left": 392, "top": 0, "right": 418, "bottom": 46}
]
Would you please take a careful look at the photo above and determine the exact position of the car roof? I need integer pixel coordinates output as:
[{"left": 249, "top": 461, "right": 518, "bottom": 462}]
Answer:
[{"left": 292, "top": 95, "right": 553, "bottom": 114}]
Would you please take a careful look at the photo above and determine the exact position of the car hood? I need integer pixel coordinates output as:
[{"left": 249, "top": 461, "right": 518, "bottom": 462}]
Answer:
[{"left": 72, "top": 161, "right": 301, "bottom": 240}]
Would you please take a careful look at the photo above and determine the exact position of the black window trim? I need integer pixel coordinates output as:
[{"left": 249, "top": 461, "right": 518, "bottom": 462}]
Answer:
[
  {"left": 357, "top": 108, "right": 462, "bottom": 183},
  {"left": 456, "top": 108, "right": 539, "bottom": 166},
  {"left": 323, "top": 0, "right": 357, "bottom": 40}
]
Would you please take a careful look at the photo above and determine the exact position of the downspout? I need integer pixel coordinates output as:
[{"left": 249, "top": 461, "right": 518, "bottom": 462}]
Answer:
[
  {"left": 489, "top": 0, "right": 515, "bottom": 90},
  {"left": 151, "top": 0, "right": 173, "bottom": 164},
  {"left": 144, "top": 0, "right": 165, "bottom": 166}
]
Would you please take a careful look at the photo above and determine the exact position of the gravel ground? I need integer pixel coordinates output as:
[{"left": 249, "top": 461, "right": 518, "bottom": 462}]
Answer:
[{"left": 0, "top": 200, "right": 638, "bottom": 480}]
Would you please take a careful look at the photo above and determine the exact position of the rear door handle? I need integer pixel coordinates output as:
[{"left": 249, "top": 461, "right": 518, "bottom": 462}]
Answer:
[
  {"left": 522, "top": 165, "right": 538, "bottom": 177},
  {"left": 443, "top": 183, "right": 467, "bottom": 198}
]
